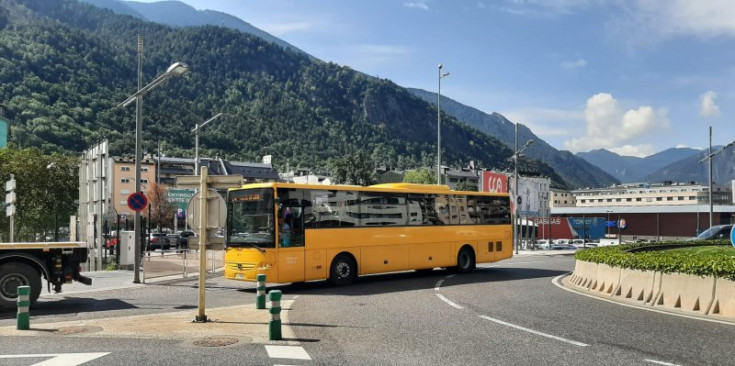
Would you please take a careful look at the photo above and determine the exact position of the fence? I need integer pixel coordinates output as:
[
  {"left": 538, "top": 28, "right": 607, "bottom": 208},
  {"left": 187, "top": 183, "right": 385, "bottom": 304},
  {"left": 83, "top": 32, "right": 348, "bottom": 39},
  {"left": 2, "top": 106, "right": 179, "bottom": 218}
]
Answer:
[{"left": 141, "top": 249, "right": 224, "bottom": 282}]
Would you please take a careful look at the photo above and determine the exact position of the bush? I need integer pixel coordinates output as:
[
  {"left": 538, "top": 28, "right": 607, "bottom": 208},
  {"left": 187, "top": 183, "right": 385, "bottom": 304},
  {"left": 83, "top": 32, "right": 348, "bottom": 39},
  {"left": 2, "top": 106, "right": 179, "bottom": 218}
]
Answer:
[{"left": 574, "top": 241, "right": 735, "bottom": 281}]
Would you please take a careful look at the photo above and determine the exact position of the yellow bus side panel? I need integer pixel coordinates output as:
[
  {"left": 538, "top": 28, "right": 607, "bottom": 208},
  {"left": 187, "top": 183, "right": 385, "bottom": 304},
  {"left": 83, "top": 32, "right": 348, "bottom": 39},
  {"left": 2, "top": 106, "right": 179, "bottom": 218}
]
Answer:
[
  {"left": 304, "top": 249, "right": 327, "bottom": 281},
  {"left": 361, "top": 245, "right": 410, "bottom": 274},
  {"left": 277, "top": 247, "right": 305, "bottom": 283},
  {"left": 409, "top": 242, "right": 454, "bottom": 269}
]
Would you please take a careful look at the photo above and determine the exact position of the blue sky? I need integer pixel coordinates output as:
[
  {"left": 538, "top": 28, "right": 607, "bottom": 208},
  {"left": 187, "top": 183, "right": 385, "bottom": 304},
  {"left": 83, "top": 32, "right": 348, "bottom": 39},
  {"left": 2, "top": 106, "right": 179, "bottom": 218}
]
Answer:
[{"left": 135, "top": 0, "right": 735, "bottom": 158}]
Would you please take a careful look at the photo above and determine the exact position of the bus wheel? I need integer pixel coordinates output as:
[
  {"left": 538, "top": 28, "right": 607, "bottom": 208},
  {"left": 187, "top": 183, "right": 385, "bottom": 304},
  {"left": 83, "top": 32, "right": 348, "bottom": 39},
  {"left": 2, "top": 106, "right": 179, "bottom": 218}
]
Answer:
[
  {"left": 329, "top": 254, "right": 356, "bottom": 286},
  {"left": 456, "top": 247, "right": 476, "bottom": 274},
  {"left": 0, "top": 262, "right": 42, "bottom": 309}
]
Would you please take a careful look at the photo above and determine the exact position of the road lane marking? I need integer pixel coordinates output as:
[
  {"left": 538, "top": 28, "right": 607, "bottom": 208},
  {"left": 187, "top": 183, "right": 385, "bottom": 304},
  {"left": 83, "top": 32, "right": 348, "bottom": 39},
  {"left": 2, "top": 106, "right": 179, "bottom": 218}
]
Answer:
[
  {"left": 434, "top": 279, "right": 445, "bottom": 291},
  {"left": 552, "top": 274, "right": 735, "bottom": 327},
  {"left": 478, "top": 315, "right": 589, "bottom": 347},
  {"left": 0, "top": 352, "right": 110, "bottom": 366},
  {"left": 644, "top": 359, "right": 683, "bottom": 366},
  {"left": 436, "top": 293, "right": 464, "bottom": 309},
  {"left": 265, "top": 345, "right": 312, "bottom": 360}
]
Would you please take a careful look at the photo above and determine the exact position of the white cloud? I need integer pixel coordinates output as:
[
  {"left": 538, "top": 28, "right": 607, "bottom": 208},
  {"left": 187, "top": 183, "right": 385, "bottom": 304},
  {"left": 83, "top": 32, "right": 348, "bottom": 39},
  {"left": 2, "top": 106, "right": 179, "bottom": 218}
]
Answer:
[
  {"left": 611, "top": 1, "right": 735, "bottom": 42},
  {"left": 699, "top": 90, "right": 721, "bottom": 118},
  {"left": 609, "top": 144, "right": 656, "bottom": 158},
  {"left": 404, "top": 1, "right": 429, "bottom": 11},
  {"left": 564, "top": 93, "right": 670, "bottom": 154},
  {"left": 561, "top": 58, "right": 587, "bottom": 69},
  {"left": 263, "top": 22, "right": 313, "bottom": 37},
  {"left": 497, "top": 0, "right": 593, "bottom": 16},
  {"left": 342, "top": 44, "right": 413, "bottom": 70},
  {"left": 502, "top": 108, "right": 584, "bottom": 137}
]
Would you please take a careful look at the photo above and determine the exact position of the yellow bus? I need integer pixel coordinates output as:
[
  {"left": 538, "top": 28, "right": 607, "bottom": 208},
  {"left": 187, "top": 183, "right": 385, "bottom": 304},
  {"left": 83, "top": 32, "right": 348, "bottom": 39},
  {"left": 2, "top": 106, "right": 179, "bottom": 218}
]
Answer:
[{"left": 224, "top": 182, "right": 512, "bottom": 285}]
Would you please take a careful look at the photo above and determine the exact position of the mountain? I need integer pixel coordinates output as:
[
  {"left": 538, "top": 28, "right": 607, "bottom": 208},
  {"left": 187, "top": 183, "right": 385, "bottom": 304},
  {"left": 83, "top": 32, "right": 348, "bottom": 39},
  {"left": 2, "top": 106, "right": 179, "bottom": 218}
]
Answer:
[
  {"left": 0, "top": 0, "right": 568, "bottom": 187},
  {"left": 577, "top": 148, "right": 701, "bottom": 183},
  {"left": 646, "top": 146, "right": 735, "bottom": 185},
  {"left": 79, "top": 0, "right": 307, "bottom": 55},
  {"left": 407, "top": 88, "right": 619, "bottom": 189}
]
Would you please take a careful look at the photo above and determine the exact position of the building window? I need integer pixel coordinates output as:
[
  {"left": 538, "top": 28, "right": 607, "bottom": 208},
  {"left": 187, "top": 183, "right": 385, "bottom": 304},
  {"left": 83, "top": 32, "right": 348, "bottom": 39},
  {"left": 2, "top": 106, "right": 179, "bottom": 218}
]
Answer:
[
  {"left": 142, "top": 167, "right": 148, "bottom": 172},
  {"left": 121, "top": 166, "right": 131, "bottom": 172},
  {"left": 656, "top": 197, "right": 662, "bottom": 201},
  {"left": 616, "top": 198, "right": 621, "bottom": 202},
  {"left": 636, "top": 198, "right": 642, "bottom": 201},
  {"left": 121, "top": 189, "right": 130, "bottom": 194},
  {"left": 678, "top": 196, "right": 684, "bottom": 201},
  {"left": 120, "top": 200, "right": 127, "bottom": 205},
  {"left": 121, "top": 178, "right": 130, "bottom": 183},
  {"left": 607, "top": 199, "right": 612, "bottom": 202},
  {"left": 667, "top": 197, "right": 673, "bottom": 201},
  {"left": 626, "top": 198, "right": 632, "bottom": 202},
  {"left": 141, "top": 179, "right": 148, "bottom": 183}
]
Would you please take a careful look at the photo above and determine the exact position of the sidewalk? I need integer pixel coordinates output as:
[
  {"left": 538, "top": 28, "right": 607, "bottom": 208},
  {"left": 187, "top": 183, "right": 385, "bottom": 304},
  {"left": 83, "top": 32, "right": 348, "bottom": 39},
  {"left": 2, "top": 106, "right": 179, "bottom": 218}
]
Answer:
[{"left": 514, "top": 249, "right": 577, "bottom": 257}]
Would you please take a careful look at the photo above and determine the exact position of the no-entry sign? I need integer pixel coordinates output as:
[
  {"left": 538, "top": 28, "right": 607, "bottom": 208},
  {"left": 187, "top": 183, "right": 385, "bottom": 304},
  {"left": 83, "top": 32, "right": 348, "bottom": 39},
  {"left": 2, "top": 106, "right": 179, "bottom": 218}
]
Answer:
[{"left": 127, "top": 192, "right": 148, "bottom": 212}]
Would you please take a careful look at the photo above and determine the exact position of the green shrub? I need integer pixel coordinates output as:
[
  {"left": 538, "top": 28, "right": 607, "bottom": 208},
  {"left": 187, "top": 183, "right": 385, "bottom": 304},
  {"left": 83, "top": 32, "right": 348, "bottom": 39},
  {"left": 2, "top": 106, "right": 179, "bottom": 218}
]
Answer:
[{"left": 574, "top": 241, "right": 735, "bottom": 281}]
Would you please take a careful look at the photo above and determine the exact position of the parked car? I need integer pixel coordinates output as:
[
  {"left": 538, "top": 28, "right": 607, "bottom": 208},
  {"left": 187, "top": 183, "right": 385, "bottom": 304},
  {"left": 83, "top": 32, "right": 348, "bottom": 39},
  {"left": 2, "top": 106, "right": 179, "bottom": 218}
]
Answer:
[
  {"left": 178, "top": 230, "right": 196, "bottom": 248},
  {"left": 533, "top": 239, "right": 550, "bottom": 250},
  {"left": 147, "top": 232, "right": 171, "bottom": 251},
  {"left": 690, "top": 224, "right": 734, "bottom": 241}
]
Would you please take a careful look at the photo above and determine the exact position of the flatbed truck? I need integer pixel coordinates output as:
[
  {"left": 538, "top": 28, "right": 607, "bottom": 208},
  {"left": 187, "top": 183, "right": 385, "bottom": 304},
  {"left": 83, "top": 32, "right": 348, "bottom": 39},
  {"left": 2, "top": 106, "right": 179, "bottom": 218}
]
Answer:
[{"left": 0, "top": 241, "right": 92, "bottom": 309}]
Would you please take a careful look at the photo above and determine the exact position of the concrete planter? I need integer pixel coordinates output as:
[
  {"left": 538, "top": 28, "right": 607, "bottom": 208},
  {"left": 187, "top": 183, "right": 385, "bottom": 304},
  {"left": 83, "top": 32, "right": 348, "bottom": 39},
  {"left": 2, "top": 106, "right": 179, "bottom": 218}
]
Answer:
[{"left": 571, "top": 260, "right": 735, "bottom": 322}]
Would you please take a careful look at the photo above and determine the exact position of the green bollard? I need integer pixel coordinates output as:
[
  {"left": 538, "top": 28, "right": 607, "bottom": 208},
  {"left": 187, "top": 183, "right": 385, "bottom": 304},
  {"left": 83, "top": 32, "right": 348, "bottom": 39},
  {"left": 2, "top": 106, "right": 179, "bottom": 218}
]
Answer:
[
  {"left": 268, "top": 290, "right": 282, "bottom": 340},
  {"left": 17, "top": 286, "right": 30, "bottom": 330},
  {"left": 256, "top": 274, "right": 266, "bottom": 309}
]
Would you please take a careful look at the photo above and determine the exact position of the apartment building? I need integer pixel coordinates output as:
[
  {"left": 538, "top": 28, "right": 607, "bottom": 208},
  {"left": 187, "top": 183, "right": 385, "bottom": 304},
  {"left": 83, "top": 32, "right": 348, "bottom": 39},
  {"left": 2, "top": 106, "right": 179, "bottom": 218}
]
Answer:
[{"left": 573, "top": 182, "right": 732, "bottom": 208}]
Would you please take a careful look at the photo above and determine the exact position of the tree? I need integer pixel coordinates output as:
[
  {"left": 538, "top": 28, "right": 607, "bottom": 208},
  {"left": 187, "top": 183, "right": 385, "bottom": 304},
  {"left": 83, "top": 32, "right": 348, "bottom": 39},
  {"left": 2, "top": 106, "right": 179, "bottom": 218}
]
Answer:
[
  {"left": 403, "top": 168, "right": 435, "bottom": 184},
  {"left": 144, "top": 182, "right": 176, "bottom": 231},
  {"left": 0, "top": 147, "right": 78, "bottom": 241},
  {"left": 328, "top": 150, "right": 376, "bottom": 186},
  {"left": 454, "top": 181, "right": 478, "bottom": 192}
]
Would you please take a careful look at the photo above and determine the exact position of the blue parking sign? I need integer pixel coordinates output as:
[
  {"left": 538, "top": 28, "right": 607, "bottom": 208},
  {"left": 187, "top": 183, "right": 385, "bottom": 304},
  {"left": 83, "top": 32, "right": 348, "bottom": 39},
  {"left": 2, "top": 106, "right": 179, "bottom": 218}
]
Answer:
[{"left": 730, "top": 226, "right": 735, "bottom": 248}]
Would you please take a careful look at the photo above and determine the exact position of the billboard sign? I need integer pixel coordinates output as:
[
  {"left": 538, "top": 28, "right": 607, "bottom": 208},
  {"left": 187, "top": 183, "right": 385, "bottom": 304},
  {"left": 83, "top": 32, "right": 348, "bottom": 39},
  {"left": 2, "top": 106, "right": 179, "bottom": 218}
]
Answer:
[{"left": 480, "top": 171, "right": 508, "bottom": 193}]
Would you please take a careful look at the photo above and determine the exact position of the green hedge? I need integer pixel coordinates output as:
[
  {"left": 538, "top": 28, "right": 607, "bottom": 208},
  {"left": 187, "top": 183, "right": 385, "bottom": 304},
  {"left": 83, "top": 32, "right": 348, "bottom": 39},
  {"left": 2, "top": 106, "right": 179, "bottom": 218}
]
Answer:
[{"left": 574, "top": 241, "right": 735, "bottom": 281}]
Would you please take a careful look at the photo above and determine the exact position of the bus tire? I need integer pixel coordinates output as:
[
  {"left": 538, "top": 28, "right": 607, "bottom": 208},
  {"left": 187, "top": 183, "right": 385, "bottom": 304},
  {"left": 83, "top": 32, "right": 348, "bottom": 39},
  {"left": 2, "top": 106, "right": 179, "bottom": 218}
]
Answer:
[
  {"left": 0, "top": 262, "right": 42, "bottom": 309},
  {"left": 329, "top": 254, "right": 356, "bottom": 286},
  {"left": 455, "top": 246, "right": 476, "bottom": 274}
]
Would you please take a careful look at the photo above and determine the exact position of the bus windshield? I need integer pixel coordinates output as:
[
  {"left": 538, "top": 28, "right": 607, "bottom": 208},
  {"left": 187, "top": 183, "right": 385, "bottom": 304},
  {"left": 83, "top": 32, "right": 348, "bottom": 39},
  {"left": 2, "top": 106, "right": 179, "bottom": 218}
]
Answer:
[{"left": 227, "top": 188, "right": 275, "bottom": 248}]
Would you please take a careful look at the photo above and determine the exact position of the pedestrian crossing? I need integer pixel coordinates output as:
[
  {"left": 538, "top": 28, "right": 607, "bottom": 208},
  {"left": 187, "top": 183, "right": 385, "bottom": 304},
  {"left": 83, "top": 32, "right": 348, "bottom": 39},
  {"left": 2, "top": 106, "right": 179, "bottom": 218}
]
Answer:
[{"left": 265, "top": 345, "right": 312, "bottom": 365}]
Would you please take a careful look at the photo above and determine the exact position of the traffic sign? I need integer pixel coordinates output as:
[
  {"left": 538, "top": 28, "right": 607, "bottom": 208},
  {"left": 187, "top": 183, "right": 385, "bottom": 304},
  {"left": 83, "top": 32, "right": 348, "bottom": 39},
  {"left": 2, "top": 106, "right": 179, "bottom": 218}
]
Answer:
[
  {"left": 127, "top": 192, "right": 148, "bottom": 212},
  {"left": 730, "top": 226, "right": 735, "bottom": 248},
  {"left": 517, "top": 196, "right": 522, "bottom": 205},
  {"left": 186, "top": 189, "right": 226, "bottom": 230}
]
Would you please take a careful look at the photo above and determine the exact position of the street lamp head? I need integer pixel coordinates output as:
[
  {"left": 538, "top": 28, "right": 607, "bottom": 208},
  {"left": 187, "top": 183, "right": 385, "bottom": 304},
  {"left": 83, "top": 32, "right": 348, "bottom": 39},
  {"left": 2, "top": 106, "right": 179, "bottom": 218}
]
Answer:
[
  {"left": 438, "top": 63, "right": 443, "bottom": 69},
  {"left": 166, "top": 62, "right": 190, "bottom": 77}
]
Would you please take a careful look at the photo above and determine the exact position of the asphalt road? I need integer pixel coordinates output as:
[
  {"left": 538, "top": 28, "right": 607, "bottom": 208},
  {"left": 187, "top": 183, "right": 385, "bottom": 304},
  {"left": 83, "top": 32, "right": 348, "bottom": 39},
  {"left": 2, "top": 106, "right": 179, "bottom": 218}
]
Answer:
[{"left": 0, "top": 254, "right": 734, "bottom": 366}]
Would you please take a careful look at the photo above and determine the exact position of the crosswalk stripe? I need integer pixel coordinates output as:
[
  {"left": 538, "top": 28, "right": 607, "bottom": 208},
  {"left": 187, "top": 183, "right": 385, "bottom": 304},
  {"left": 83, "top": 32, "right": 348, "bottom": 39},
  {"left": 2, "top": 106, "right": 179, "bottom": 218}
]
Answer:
[{"left": 265, "top": 345, "right": 312, "bottom": 360}]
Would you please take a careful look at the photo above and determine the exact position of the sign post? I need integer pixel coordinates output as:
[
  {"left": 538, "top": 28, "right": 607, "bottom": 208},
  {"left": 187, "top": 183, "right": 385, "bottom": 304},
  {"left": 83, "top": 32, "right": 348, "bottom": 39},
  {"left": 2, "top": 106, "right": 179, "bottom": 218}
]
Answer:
[
  {"left": 5, "top": 174, "right": 16, "bottom": 242},
  {"left": 175, "top": 170, "right": 242, "bottom": 323}
]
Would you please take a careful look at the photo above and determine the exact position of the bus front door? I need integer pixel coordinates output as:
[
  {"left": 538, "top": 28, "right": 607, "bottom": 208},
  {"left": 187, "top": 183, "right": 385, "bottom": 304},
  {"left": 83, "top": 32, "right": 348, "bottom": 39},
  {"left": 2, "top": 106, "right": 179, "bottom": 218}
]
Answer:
[{"left": 276, "top": 189, "right": 305, "bottom": 283}]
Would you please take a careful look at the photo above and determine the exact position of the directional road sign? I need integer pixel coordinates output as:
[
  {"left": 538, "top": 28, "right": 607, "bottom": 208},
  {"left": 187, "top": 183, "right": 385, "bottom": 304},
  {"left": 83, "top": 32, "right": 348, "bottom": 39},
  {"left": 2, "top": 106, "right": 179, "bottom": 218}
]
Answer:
[{"left": 127, "top": 192, "right": 148, "bottom": 212}]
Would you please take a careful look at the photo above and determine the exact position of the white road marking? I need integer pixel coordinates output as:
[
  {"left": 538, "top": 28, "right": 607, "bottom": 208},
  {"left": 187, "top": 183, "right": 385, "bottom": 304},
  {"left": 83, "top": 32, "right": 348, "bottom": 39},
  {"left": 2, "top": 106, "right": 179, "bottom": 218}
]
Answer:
[
  {"left": 265, "top": 345, "right": 312, "bottom": 360},
  {"left": 479, "top": 315, "right": 589, "bottom": 347},
  {"left": 0, "top": 352, "right": 110, "bottom": 366},
  {"left": 644, "top": 359, "right": 683, "bottom": 366},
  {"left": 552, "top": 274, "right": 735, "bottom": 327},
  {"left": 434, "top": 279, "right": 445, "bottom": 291},
  {"left": 436, "top": 293, "right": 464, "bottom": 309}
]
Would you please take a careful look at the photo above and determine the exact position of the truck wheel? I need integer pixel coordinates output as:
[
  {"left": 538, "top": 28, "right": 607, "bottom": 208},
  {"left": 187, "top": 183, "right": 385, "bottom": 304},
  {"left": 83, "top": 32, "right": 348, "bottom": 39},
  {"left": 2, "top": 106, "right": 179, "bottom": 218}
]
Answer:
[{"left": 0, "top": 262, "right": 42, "bottom": 309}]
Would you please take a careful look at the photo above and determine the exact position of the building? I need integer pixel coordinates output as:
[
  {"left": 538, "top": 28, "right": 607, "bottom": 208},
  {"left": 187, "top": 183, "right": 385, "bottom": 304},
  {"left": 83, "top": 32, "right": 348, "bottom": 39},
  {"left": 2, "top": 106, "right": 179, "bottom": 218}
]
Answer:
[
  {"left": 110, "top": 156, "right": 156, "bottom": 219},
  {"left": 573, "top": 182, "right": 732, "bottom": 208},
  {"left": 550, "top": 188, "right": 575, "bottom": 208}
]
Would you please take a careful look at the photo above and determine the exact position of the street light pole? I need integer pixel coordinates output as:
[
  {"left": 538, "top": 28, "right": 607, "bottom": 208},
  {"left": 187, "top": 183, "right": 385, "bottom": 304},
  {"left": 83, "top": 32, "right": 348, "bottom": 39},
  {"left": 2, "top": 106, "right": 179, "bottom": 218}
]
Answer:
[
  {"left": 437, "top": 64, "right": 449, "bottom": 185},
  {"left": 119, "top": 57, "right": 190, "bottom": 284},
  {"left": 192, "top": 113, "right": 223, "bottom": 175},
  {"left": 512, "top": 124, "right": 534, "bottom": 254},
  {"left": 698, "top": 128, "right": 735, "bottom": 229}
]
